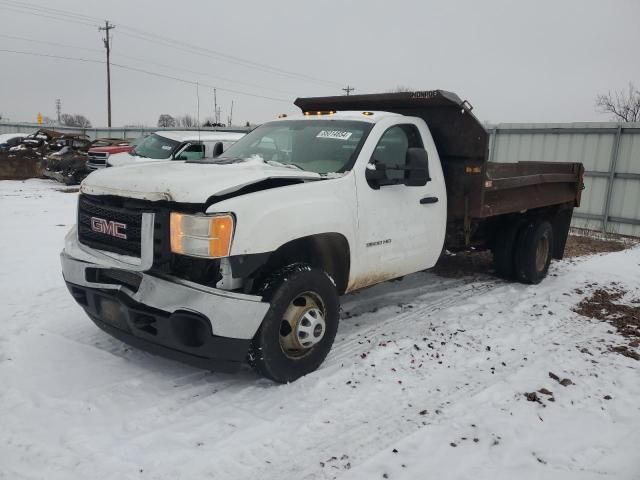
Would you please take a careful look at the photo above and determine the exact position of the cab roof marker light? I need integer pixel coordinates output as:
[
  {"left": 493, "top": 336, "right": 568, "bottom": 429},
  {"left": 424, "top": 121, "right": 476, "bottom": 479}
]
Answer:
[
  {"left": 362, "top": 111, "right": 374, "bottom": 116},
  {"left": 304, "top": 110, "right": 335, "bottom": 116}
]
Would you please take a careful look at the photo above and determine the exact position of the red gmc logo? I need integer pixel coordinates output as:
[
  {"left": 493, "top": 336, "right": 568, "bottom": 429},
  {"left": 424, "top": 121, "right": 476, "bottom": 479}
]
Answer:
[{"left": 90, "top": 216, "right": 127, "bottom": 239}]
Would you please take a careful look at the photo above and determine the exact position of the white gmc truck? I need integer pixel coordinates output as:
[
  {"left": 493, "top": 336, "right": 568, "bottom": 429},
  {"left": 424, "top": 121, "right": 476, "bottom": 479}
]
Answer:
[{"left": 61, "top": 91, "right": 584, "bottom": 382}]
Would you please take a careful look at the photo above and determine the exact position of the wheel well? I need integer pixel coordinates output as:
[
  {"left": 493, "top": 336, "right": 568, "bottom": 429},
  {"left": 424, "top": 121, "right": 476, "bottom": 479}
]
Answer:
[
  {"left": 487, "top": 204, "right": 573, "bottom": 259},
  {"left": 259, "top": 233, "right": 351, "bottom": 295}
]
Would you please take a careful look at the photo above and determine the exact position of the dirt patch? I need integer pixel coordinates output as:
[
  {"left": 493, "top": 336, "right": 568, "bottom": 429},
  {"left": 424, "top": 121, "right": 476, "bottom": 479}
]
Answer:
[
  {"left": 432, "top": 250, "right": 494, "bottom": 279},
  {"left": 573, "top": 285, "right": 640, "bottom": 360},
  {"left": 564, "top": 235, "right": 629, "bottom": 258},
  {"left": 0, "top": 150, "right": 45, "bottom": 180}
]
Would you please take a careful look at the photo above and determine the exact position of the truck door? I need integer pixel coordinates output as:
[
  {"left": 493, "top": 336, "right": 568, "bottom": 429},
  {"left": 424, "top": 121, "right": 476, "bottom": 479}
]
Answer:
[{"left": 352, "top": 121, "right": 447, "bottom": 289}]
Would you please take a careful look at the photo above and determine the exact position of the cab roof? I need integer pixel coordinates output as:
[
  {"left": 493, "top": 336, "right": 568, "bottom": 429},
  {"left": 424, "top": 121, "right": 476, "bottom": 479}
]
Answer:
[
  {"left": 295, "top": 90, "right": 488, "bottom": 162},
  {"left": 154, "top": 130, "right": 246, "bottom": 142},
  {"left": 276, "top": 110, "right": 402, "bottom": 123}
]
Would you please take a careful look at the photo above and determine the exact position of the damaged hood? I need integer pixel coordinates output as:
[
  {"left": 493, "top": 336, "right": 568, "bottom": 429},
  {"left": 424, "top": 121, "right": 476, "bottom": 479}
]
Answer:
[{"left": 81, "top": 160, "right": 322, "bottom": 203}]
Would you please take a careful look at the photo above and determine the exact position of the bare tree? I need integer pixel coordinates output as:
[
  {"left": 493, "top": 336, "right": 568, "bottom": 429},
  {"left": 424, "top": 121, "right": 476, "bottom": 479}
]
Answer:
[
  {"left": 157, "top": 114, "right": 176, "bottom": 128},
  {"left": 388, "top": 85, "right": 414, "bottom": 93},
  {"left": 60, "top": 113, "right": 92, "bottom": 128},
  {"left": 202, "top": 117, "right": 225, "bottom": 127},
  {"left": 595, "top": 82, "right": 640, "bottom": 122},
  {"left": 177, "top": 115, "right": 199, "bottom": 128}
]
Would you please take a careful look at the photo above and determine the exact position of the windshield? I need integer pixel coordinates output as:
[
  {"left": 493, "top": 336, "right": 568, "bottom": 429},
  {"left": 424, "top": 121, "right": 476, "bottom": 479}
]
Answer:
[
  {"left": 216, "top": 120, "right": 373, "bottom": 174},
  {"left": 132, "top": 133, "right": 180, "bottom": 159}
]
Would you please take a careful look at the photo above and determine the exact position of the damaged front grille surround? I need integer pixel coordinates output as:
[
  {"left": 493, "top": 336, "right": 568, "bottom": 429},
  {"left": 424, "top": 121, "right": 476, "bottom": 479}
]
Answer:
[
  {"left": 75, "top": 195, "right": 223, "bottom": 287},
  {"left": 76, "top": 195, "right": 157, "bottom": 271}
]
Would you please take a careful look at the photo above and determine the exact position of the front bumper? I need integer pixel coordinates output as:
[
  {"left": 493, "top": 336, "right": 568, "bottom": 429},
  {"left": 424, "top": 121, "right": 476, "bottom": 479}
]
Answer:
[{"left": 61, "top": 227, "right": 269, "bottom": 369}]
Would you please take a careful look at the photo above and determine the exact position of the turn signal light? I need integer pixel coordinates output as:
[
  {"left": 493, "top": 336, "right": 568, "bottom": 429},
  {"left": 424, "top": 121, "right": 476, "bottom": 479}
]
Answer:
[{"left": 170, "top": 213, "right": 234, "bottom": 258}]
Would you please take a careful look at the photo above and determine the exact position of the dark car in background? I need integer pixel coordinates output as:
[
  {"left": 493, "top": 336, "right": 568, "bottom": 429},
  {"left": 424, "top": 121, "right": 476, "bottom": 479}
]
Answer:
[{"left": 0, "top": 133, "right": 29, "bottom": 152}]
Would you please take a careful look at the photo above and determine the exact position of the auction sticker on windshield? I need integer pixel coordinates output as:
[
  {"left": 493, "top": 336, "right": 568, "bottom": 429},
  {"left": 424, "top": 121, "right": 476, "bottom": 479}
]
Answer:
[{"left": 316, "top": 130, "right": 353, "bottom": 140}]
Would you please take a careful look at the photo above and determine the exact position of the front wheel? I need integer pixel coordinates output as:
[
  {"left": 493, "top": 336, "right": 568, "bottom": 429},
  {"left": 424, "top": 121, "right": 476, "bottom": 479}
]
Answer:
[{"left": 249, "top": 265, "right": 339, "bottom": 383}]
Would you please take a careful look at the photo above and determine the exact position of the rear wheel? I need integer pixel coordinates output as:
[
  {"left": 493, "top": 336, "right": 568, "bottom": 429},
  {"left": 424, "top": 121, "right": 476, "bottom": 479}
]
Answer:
[
  {"left": 492, "top": 221, "right": 522, "bottom": 280},
  {"left": 513, "top": 219, "right": 554, "bottom": 284},
  {"left": 249, "top": 264, "right": 339, "bottom": 383}
]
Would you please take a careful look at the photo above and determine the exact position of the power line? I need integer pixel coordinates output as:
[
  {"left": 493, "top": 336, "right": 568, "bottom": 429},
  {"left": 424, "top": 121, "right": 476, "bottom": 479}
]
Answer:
[
  {"left": 0, "top": 32, "right": 290, "bottom": 95},
  {"left": 116, "top": 28, "right": 343, "bottom": 88},
  {"left": 0, "top": 48, "right": 291, "bottom": 103},
  {"left": 0, "top": 3, "right": 98, "bottom": 28},
  {"left": 109, "top": 62, "right": 291, "bottom": 102},
  {"left": 0, "top": 33, "right": 101, "bottom": 53},
  {"left": 0, "top": 0, "right": 101, "bottom": 24},
  {"left": 0, "top": 49, "right": 102, "bottom": 64},
  {"left": 0, "top": 0, "right": 343, "bottom": 89}
]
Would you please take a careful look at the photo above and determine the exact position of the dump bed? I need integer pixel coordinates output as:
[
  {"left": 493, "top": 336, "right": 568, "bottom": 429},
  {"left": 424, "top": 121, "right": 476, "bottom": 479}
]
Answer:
[{"left": 295, "top": 91, "right": 584, "bottom": 220}]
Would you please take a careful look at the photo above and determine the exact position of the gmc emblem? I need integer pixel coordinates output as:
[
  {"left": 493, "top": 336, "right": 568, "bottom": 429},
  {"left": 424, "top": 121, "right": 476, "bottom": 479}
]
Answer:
[{"left": 90, "top": 216, "right": 127, "bottom": 240}]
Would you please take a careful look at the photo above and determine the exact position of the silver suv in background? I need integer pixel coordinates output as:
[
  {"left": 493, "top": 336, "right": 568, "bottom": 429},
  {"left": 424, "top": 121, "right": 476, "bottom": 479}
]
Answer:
[{"left": 106, "top": 131, "right": 247, "bottom": 167}]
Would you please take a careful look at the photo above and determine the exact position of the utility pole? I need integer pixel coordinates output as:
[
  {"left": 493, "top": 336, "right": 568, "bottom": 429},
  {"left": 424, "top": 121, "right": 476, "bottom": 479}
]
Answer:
[
  {"left": 99, "top": 20, "right": 116, "bottom": 127},
  {"left": 213, "top": 88, "right": 221, "bottom": 125},
  {"left": 55, "top": 98, "right": 61, "bottom": 124},
  {"left": 342, "top": 85, "right": 355, "bottom": 96},
  {"left": 227, "top": 100, "right": 234, "bottom": 127}
]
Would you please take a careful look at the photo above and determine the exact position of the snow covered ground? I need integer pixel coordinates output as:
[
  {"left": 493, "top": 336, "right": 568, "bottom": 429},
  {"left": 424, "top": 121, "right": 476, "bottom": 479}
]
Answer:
[{"left": 1, "top": 179, "right": 639, "bottom": 480}]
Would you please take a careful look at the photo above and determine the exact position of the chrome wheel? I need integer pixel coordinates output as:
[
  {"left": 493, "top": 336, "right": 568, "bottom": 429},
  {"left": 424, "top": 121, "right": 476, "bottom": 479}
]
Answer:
[{"left": 279, "top": 291, "right": 326, "bottom": 358}]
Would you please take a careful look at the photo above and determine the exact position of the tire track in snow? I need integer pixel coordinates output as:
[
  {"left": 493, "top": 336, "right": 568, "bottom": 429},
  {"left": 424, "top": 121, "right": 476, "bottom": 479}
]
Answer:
[
  {"left": 76, "top": 278, "right": 506, "bottom": 479},
  {"left": 328, "top": 279, "right": 500, "bottom": 367}
]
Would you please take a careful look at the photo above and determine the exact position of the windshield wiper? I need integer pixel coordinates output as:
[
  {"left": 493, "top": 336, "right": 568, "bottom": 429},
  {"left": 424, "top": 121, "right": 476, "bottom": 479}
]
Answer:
[{"left": 265, "top": 160, "right": 305, "bottom": 171}]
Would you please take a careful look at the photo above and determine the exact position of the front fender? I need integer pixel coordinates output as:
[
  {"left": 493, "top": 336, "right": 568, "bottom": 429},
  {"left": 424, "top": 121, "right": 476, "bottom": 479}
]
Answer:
[{"left": 208, "top": 174, "right": 357, "bottom": 257}]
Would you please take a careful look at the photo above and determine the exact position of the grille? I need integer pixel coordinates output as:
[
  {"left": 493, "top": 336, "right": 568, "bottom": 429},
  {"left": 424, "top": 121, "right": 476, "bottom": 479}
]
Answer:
[
  {"left": 78, "top": 195, "right": 144, "bottom": 256},
  {"left": 87, "top": 153, "right": 108, "bottom": 167},
  {"left": 86, "top": 267, "right": 142, "bottom": 292}
]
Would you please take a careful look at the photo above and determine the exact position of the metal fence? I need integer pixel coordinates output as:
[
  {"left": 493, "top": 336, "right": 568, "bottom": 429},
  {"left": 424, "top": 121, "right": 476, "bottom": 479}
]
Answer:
[
  {"left": 3, "top": 120, "right": 640, "bottom": 236},
  {"left": 488, "top": 123, "right": 640, "bottom": 237},
  {"left": 0, "top": 122, "right": 250, "bottom": 140}
]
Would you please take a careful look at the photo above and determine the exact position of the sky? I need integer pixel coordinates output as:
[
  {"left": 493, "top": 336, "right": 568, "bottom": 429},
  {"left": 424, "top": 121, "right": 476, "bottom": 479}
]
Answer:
[{"left": 1, "top": 0, "right": 639, "bottom": 127}]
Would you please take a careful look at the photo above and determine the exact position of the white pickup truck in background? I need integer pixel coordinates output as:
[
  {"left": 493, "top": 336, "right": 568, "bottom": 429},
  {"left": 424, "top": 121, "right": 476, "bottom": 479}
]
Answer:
[
  {"left": 61, "top": 91, "right": 584, "bottom": 382},
  {"left": 105, "top": 130, "right": 247, "bottom": 167}
]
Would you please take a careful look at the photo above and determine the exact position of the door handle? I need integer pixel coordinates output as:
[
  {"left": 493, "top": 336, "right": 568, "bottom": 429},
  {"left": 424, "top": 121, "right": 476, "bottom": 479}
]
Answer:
[{"left": 420, "top": 196, "right": 439, "bottom": 204}]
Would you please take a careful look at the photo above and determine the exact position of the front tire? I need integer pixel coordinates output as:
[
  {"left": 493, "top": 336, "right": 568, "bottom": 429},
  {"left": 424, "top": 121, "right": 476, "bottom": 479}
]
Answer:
[{"left": 249, "top": 265, "right": 339, "bottom": 383}]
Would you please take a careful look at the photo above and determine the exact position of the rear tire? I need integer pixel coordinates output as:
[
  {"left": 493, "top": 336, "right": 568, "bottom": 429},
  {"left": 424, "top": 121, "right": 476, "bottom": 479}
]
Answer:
[
  {"left": 492, "top": 221, "right": 522, "bottom": 280},
  {"left": 513, "top": 219, "right": 554, "bottom": 284},
  {"left": 249, "top": 264, "right": 339, "bottom": 383}
]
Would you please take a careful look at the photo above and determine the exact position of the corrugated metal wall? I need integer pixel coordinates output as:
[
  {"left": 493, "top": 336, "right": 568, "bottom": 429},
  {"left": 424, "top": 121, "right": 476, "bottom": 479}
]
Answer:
[
  {"left": 0, "top": 122, "right": 248, "bottom": 139},
  {"left": 489, "top": 123, "right": 640, "bottom": 237},
  {"left": 3, "top": 121, "right": 640, "bottom": 236}
]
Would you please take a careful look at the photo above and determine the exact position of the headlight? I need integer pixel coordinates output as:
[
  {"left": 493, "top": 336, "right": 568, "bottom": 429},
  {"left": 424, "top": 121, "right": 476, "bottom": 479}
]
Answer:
[{"left": 170, "top": 212, "right": 234, "bottom": 258}]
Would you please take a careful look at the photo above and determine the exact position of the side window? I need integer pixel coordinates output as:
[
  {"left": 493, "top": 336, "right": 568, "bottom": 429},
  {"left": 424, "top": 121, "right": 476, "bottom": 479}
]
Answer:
[
  {"left": 176, "top": 143, "right": 205, "bottom": 160},
  {"left": 371, "top": 125, "right": 423, "bottom": 183}
]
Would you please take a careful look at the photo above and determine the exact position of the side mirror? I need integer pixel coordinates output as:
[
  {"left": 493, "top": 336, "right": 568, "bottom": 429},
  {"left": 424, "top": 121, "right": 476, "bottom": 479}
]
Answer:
[
  {"left": 405, "top": 148, "right": 430, "bottom": 186},
  {"left": 212, "top": 142, "right": 224, "bottom": 158},
  {"left": 365, "top": 161, "right": 388, "bottom": 190}
]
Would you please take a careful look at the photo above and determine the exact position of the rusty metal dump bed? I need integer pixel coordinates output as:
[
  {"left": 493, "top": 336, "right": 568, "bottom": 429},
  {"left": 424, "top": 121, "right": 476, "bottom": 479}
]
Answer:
[{"left": 295, "top": 91, "right": 584, "bottom": 220}]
